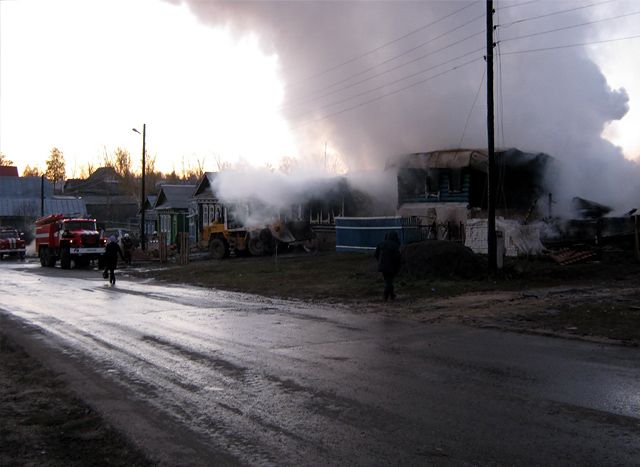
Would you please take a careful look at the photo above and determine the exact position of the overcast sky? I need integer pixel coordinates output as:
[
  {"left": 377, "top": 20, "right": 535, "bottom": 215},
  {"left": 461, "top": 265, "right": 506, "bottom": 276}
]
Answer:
[{"left": 1, "top": 0, "right": 639, "bottom": 208}]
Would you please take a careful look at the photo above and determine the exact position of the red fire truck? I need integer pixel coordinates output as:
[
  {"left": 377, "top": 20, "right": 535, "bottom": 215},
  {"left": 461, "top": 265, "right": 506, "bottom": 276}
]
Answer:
[
  {"left": 35, "top": 214, "right": 106, "bottom": 269},
  {"left": 0, "top": 227, "right": 26, "bottom": 260}
]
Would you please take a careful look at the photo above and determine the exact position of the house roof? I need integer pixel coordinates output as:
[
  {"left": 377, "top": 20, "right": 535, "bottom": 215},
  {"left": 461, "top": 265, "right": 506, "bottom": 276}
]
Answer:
[
  {"left": 64, "top": 166, "right": 128, "bottom": 196},
  {"left": 0, "top": 196, "right": 86, "bottom": 217},
  {"left": 144, "top": 195, "right": 157, "bottom": 209},
  {"left": 79, "top": 195, "right": 139, "bottom": 206},
  {"left": 154, "top": 184, "right": 196, "bottom": 211},
  {"left": 387, "top": 149, "right": 489, "bottom": 171},
  {"left": 192, "top": 172, "right": 218, "bottom": 199},
  {"left": 0, "top": 166, "right": 19, "bottom": 177},
  {"left": 0, "top": 176, "right": 54, "bottom": 198},
  {"left": 386, "top": 148, "right": 550, "bottom": 173}
]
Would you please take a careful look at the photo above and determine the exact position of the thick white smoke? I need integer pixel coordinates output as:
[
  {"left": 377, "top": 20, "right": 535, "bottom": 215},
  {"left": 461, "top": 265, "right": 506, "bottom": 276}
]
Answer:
[{"left": 171, "top": 0, "right": 639, "bottom": 216}]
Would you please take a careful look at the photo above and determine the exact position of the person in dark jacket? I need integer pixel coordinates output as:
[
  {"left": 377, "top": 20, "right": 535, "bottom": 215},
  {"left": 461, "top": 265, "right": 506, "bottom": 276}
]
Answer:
[
  {"left": 121, "top": 234, "right": 133, "bottom": 265},
  {"left": 103, "top": 236, "right": 125, "bottom": 285},
  {"left": 374, "top": 231, "right": 402, "bottom": 301}
]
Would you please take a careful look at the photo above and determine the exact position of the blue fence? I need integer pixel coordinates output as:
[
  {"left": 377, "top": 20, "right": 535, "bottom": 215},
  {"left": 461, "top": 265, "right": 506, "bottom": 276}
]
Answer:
[{"left": 335, "top": 217, "right": 421, "bottom": 252}]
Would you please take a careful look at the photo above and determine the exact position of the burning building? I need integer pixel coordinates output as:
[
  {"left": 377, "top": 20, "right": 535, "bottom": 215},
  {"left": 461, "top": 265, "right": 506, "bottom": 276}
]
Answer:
[{"left": 386, "top": 148, "right": 551, "bottom": 242}]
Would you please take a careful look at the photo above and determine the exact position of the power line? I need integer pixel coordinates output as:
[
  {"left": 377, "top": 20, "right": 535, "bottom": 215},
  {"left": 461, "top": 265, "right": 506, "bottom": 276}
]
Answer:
[
  {"left": 284, "top": 28, "right": 485, "bottom": 113},
  {"left": 290, "top": 47, "right": 485, "bottom": 121},
  {"left": 294, "top": 57, "right": 483, "bottom": 128},
  {"left": 499, "top": 0, "right": 619, "bottom": 28},
  {"left": 495, "top": 0, "right": 541, "bottom": 12},
  {"left": 500, "top": 9, "right": 640, "bottom": 44},
  {"left": 500, "top": 32, "right": 640, "bottom": 55},
  {"left": 284, "top": 13, "right": 486, "bottom": 110},
  {"left": 287, "top": 1, "right": 479, "bottom": 89},
  {"left": 457, "top": 67, "right": 486, "bottom": 149}
]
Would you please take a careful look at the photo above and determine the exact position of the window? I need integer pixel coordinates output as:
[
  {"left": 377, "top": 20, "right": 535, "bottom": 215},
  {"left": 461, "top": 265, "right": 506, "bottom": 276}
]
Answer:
[{"left": 449, "top": 169, "right": 462, "bottom": 193}]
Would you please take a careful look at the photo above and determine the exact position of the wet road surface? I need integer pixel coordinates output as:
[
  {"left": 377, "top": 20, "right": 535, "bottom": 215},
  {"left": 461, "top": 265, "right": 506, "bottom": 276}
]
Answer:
[{"left": 1, "top": 262, "right": 639, "bottom": 465}]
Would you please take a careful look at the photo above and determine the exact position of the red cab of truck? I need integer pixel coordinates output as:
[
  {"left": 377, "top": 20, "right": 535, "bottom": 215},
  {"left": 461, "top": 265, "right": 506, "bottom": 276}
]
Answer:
[
  {"left": 0, "top": 227, "right": 26, "bottom": 260},
  {"left": 35, "top": 214, "right": 106, "bottom": 269}
]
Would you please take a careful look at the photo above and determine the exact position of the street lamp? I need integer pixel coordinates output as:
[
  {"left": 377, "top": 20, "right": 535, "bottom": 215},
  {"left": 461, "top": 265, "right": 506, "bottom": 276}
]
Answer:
[{"left": 133, "top": 124, "right": 146, "bottom": 251}]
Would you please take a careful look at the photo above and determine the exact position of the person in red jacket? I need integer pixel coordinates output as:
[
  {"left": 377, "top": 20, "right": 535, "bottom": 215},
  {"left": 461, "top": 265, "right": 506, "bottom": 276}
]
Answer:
[{"left": 103, "top": 236, "right": 125, "bottom": 286}]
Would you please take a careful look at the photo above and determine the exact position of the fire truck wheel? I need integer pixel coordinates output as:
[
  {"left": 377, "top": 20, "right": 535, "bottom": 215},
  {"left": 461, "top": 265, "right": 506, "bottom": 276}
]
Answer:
[
  {"left": 60, "top": 248, "right": 71, "bottom": 269},
  {"left": 19, "top": 252, "right": 25, "bottom": 261},
  {"left": 46, "top": 249, "right": 56, "bottom": 268},
  {"left": 39, "top": 248, "right": 46, "bottom": 267},
  {"left": 98, "top": 256, "right": 105, "bottom": 270},
  {"left": 209, "top": 237, "right": 229, "bottom": 260}
]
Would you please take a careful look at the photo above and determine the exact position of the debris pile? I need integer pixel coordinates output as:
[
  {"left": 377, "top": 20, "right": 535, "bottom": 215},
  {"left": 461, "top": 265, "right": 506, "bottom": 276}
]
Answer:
[
  {"left": 548, "top": 248, "right": 597, "bottom": 266},
  {"left": 401, "top": 240, "right": 485, "bottom": 279}
]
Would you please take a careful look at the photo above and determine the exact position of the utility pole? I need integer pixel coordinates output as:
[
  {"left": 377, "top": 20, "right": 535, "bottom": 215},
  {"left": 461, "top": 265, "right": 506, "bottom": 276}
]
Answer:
[
  {"left": 41, "top": 174, "right": 45, "bottom": 216},
  {"left": 486, "top": 0, "right": 497, "bottom": 272},
  {"left": 324, "top": 141, "right": 328, "bottom": 171},
  {"left": 133, "top": 124, "right": 147, "bottom": 251},
  {"left": 141, "top": 123, "right": 146, "bottom": 251}
]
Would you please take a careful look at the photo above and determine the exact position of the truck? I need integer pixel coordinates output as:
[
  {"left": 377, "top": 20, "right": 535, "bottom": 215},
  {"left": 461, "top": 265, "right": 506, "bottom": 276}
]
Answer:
[
  {"left": 203, "top": 219, "right": 318, "bottom": 260},
  {"left": 35, "top": 214, "right": 106, "bottom": 269},
  {"left": 0, "top": 227, "right": 26, "bottom": 260}
]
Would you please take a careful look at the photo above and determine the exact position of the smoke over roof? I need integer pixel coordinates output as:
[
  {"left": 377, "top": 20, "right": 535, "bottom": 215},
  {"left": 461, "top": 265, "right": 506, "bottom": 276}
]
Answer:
[{"left": 170, "top": 0, "right": 639, "bottom": 214}]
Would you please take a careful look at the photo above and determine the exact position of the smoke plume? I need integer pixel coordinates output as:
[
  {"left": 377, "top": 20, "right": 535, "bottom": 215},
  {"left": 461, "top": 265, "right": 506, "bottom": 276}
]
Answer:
[{"left": 171, "top": 0, "right": 639, "bottom": 216}]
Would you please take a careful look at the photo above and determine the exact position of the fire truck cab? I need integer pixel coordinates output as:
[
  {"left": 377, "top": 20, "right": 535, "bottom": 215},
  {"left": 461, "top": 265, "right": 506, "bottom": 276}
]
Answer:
[
  {"left": 35, "top": 214, "right": 106, "bottom": 269},
  {"left": 0, "top": 227, "right": 26, "bottom": 260}
]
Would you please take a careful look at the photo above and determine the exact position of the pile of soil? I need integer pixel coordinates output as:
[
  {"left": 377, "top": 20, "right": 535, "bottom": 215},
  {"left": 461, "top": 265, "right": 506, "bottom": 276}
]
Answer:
[{"left": 401, "top": 240, "right": 485, "bottom": 279}]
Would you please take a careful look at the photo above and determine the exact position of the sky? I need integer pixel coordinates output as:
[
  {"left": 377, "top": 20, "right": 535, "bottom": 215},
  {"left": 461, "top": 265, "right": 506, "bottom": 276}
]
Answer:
[{"left": 1, "top": 0, "right": 640, "bottom": 211}]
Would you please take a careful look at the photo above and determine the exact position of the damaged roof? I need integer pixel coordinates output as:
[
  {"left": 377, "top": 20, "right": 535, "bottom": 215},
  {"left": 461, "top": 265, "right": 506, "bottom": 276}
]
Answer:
[{"left": 386, "top": 148, "right": 551, "bottom": 172}]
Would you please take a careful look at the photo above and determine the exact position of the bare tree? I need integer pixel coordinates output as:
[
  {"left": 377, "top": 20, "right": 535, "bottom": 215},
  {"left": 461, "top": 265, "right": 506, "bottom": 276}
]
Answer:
[
  {"left": 179, "top": 155, "right": 207, "bottom": 182},
  {"left": 278, "top": 156, "right": 297, "bottom": 174},
  {"left": 142, "top": 153, "right": 161, "bottom": 197},
  {"left": 113, "top": 148, "right": 132, "bottom": 178},
  {"left": 79, "top": 162, "right": 96, "bottom": 179},
  {"left": 214, "top": 154, "right": 231, "bottom": 172}
]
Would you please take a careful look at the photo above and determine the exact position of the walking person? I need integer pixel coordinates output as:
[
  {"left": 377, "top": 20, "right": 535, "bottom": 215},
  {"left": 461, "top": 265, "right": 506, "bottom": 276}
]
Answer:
[
  {"left": 374, "top": 231, "right": 402, "bottom": 301},
  {"left": 103, "top": 236, "right": 125, "bottom": 286}
]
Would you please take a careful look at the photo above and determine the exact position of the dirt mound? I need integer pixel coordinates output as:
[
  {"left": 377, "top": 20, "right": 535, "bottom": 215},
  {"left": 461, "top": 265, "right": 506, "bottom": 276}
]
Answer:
[{"left": 401, "top": 240, "right": 485, "bottom": 279}]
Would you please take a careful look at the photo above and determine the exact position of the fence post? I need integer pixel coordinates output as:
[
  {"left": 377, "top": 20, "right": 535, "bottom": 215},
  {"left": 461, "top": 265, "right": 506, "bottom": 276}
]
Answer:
[{"left": 159, "top": 233, "right": 167, "bottom": 264}]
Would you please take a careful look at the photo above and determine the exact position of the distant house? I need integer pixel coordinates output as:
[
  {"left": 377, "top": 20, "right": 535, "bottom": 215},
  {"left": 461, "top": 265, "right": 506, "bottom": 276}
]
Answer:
[
  {"left": 0, "top": 174, "right": 86, "bottom": 240},
  {"left": 64, "top": 167, "right": 139, "bottom": 229},
  {"left": 0, "top": 166, "right": 19, "bottom": 177},
  {"left": 190, "top": 172, "right": 224, "bottom": 245},
  {"left": 141, "top": 195, "right": 158, "bottom": 239},
  {"left": 154, "top": 184, "right": 196, "bottom": 245}
]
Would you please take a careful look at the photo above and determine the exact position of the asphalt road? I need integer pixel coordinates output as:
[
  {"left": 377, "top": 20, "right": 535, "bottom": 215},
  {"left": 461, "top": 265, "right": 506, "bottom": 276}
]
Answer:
[{"left": 1, "top": 261, "right": 639, "bottom": 466}]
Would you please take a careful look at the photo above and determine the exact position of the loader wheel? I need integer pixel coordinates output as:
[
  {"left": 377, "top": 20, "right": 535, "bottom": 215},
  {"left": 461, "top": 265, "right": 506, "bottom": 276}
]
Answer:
[
  {"left": 303, "top": 237, "right": 319, "bottom": 255},
  {"left": 60, "top": 248, "right": 71, "bottom": 269},
  {"left": 247, "top": 237, "right": 265, "bottom": 256},
  {"left": 209, "top": 237, "right": 229, "bottom": 260}
]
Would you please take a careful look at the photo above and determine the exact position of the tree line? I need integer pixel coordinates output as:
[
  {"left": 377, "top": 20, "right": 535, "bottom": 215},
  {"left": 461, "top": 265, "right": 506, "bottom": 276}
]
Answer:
[{"left": 0, "top": 147, "right": 207, "bottom": 197}]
